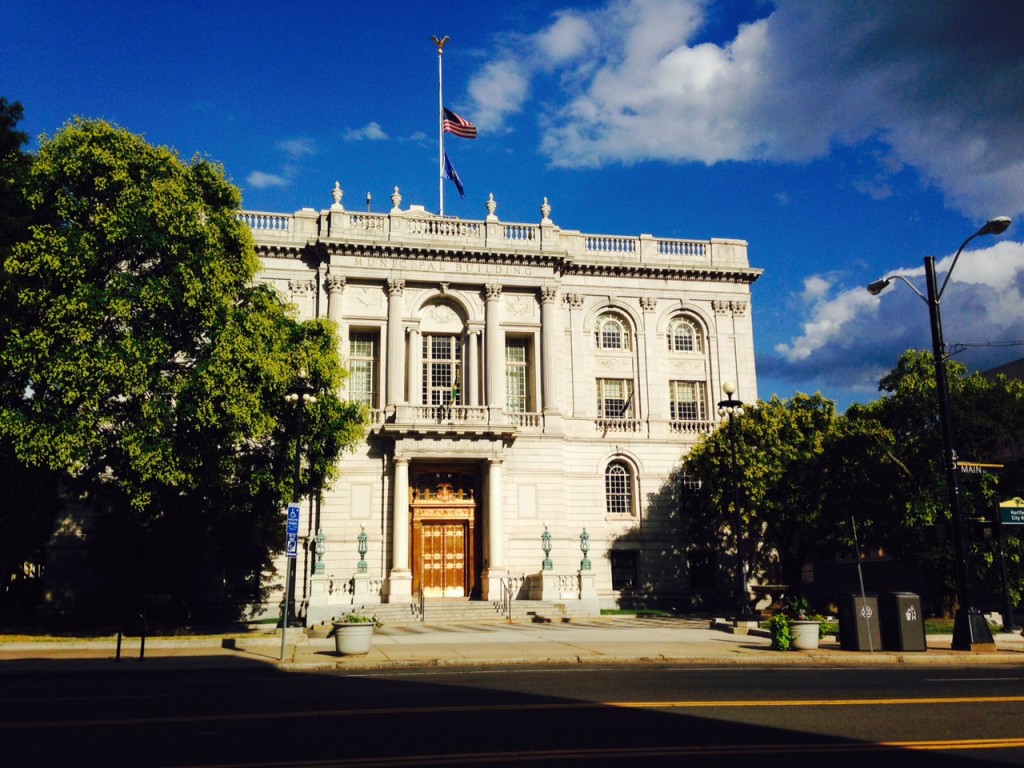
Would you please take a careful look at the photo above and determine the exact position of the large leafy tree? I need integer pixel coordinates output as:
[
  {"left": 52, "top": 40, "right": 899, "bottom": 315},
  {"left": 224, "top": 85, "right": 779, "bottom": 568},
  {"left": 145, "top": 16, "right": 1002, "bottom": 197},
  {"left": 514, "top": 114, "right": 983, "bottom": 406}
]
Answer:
[
  {"left": 0, "top": 118, "right": 365, "bottom": 622},
  {"left": 682, "top": 393, "right": 893, "bottom": 590},
  {"left": 0, "top": 98, "right": 62, "bottom": 622},
  {"left": 849, "top": 350, "right": 1024, "bottom": 613}
]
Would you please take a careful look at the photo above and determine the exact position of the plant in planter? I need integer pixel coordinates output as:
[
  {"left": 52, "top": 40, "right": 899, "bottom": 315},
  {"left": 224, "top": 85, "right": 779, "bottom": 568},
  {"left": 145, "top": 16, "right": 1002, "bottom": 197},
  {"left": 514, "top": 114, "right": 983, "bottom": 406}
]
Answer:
[
  {"left": 331, "top": 612, "right": 380, "bottom": 656},
  {"left": 771, "top": 597, "right": 826, "bottom": 651}
]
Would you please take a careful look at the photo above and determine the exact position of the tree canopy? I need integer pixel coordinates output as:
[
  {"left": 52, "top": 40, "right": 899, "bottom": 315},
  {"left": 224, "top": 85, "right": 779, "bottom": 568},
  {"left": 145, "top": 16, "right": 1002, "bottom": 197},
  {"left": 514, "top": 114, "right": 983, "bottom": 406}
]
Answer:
[
  {"left": 682, "top": 351, "right": 1024, "bottom": 616},
  {"left": 0, "top": 116, "right": 366, "bottom": 623}
]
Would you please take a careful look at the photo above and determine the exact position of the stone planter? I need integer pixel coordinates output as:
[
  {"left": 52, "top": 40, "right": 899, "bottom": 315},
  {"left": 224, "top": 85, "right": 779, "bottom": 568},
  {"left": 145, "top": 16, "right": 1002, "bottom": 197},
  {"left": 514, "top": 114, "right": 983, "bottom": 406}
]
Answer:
[
  {"left": 332, "top": 621, "right": 377, "bottom": 655},
  {"left": 789, "top": 620, "right": 821, "bottom": 650}
]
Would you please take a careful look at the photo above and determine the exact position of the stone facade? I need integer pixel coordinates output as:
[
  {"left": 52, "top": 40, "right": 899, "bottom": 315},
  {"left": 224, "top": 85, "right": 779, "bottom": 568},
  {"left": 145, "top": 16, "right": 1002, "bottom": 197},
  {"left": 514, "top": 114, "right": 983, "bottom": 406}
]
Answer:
[{"left": 245, "top": 186, "right": 761, "bottom": 623}]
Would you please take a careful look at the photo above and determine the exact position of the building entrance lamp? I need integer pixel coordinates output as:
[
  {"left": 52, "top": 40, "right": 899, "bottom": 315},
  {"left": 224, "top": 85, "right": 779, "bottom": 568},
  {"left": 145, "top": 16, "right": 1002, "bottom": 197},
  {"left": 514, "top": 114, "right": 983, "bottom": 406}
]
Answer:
[
  {"left": 718, "top": 381, "right": 756, "bottom": 623},
  {"left": 867, "top": 216, "right": 1011, "bottom": 650}
]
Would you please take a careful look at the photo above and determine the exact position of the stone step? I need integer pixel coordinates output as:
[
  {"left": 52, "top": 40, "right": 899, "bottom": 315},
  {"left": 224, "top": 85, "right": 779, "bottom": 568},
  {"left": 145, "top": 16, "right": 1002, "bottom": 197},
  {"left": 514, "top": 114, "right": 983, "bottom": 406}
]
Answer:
[{"left": 313, "top": 599, "right": 597, "bottom": 631}]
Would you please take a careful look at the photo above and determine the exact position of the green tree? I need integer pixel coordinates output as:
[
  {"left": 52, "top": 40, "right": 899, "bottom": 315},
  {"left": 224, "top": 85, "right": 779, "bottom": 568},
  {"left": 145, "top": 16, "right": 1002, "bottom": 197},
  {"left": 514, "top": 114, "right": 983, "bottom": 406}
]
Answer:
[
  {"left": 682, "top": 393, "right": 889, "bottom": 590},
  {"left": 0, "top": 118, "right": 366, "bottom": 623},
  {"left": 850, "top": 350, "right": 1024, "bottom": 614}
]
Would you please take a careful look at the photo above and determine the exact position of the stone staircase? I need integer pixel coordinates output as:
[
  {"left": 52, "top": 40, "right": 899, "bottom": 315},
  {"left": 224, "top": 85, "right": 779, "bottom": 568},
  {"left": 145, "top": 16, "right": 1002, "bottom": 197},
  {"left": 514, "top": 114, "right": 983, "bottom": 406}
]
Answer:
[{"left": 310, "top": 599, "right": 599, "bottom": 631}]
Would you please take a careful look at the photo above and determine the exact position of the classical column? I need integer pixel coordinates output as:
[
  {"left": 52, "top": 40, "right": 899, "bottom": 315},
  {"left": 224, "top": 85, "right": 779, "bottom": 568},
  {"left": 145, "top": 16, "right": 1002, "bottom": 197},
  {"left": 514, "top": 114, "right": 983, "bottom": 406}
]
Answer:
[
  {"left": 539, "top": 285, "right": 561, "bottom": 420},
  {"left": 468, "top": 329, "right": 480, "bottom": 406},
  {"left": 388, "top": 456, "right": 412, "bottom": 602},
  {"left": 407, "top": 327, "right": 421, "bottom": 406},
  {"left": 565, "top": 293, "right": 586, "bottom": 416},
  {"left": 483, "top": 458, "right": 507, "bottom": 599},
  {"left": 484, "top": 284, "right": 504, "bottom": 419},
  {"left": 386, "top": 278, "right": 406, "bottom": 406},
  {"left": 325, "top": 274, "right": 347, "bottom": 390}
]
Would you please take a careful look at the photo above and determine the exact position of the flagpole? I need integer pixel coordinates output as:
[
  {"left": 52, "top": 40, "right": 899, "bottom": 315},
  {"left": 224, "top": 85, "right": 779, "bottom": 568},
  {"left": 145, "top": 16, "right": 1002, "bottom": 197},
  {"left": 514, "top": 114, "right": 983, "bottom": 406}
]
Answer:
[{"left": 432, "top": 35, "right": 449, "bottom": 216}]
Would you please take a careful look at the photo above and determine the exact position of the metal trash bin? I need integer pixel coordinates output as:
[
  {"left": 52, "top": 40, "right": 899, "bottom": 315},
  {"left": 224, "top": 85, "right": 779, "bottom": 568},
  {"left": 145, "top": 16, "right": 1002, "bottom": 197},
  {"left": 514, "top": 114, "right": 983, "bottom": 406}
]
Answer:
[
  {"left": 879, "top": 592, "right": 927, "bottom": 651},
  {"left": 838, "top": 592, "right": 880, "bottom": 651}
]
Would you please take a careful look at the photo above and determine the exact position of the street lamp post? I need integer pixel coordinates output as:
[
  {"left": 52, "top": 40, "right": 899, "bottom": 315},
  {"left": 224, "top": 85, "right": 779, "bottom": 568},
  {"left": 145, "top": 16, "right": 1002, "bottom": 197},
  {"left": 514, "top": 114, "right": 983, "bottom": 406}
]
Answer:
[
  {"left": 868, "top": 216, "right": 1010, "bottom": 651},
  {"left": 718, "top": 381, "right": 756, "bottom": 623},
  {"left": 282, "top": 375, "right": 317, "bottom": 633}
]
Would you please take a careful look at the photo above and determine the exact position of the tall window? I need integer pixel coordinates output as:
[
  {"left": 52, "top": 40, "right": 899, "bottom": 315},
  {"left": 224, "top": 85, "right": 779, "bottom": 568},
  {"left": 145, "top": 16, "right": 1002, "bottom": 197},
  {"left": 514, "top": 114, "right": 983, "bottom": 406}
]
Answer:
[
  {"left": 349, "top": 331, "right": 379, "bottom": 407},
  {"left": 668, "top": 317, "right": 703, "bottom": 353},
  {"left": 605, "top": 461, "right": 634, "bottom": 515},
  {"left": 595, "top": 312, "right": 631, "bottom": 351},
  {"left": 505, "top": 337, "right": 531, "bottom": 413},
  {"left": 422, "top": 334, "right": 462, "bottom": 407},
  {"left": 597, "top": 378, "right": 634, "bottom": 418},
  {"left": 670, "top": 380, "right": 707, "bottom": 421}
]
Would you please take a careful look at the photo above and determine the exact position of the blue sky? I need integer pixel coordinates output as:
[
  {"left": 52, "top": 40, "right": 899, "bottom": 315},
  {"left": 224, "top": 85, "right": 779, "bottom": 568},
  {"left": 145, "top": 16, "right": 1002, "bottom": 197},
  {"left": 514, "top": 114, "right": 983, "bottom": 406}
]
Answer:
[{"left": 4, "top": 0, "right": 1023, "bottom": 410}]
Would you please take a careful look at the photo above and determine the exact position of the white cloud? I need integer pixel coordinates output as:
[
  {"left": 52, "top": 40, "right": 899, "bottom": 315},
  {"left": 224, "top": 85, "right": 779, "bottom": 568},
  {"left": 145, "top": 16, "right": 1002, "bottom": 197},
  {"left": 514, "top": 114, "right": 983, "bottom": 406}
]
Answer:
[
  {"left": 344, "top": 122, "right": 388, "bottom": 141},
  {"left": 773, "top": 239, "right": 1024, "bottom": 383},
  {"left": 471, "top": 0, "right": 1024, "bottom": 219},
  {"left": 277, "top": 138, "right": 316, "bottom": 158},
  {"left": 246, "top": 171, "right": 288, "bottom": 189},
  {"left": 800, "top": 275, "right": 831, "bottom": 303},
  {"left": 775, "top": 284, "right": 877, "bottom": 362}
]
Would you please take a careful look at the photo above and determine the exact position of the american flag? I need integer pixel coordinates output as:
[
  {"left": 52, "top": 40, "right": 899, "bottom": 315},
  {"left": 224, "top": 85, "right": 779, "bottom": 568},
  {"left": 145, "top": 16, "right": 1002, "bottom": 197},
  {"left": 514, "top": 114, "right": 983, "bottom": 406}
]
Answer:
[{"left": 443, "top": 108, "right": 477, "bottom": 139}]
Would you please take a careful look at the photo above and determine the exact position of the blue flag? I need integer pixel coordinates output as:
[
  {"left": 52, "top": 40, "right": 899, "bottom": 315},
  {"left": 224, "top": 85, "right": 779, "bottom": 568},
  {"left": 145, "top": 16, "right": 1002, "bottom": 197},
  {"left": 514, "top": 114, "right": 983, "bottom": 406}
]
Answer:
[{"left": 444, "top": 152, "right": 465, "bottom": 199}]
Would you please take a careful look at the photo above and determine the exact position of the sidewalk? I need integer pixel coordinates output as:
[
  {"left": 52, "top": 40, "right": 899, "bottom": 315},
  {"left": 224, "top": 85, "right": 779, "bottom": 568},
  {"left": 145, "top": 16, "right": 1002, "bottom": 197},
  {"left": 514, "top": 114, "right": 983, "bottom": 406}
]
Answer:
[{"left": 1, "top": 617, "right": 1022, "bottom": 675}]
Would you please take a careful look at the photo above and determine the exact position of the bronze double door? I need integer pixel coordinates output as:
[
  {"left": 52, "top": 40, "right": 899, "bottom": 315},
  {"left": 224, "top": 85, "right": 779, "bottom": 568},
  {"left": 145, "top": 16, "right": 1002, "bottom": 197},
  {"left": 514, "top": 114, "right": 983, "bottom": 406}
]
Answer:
[
  {"left": 410, "top": 470, "right": 479, "bottom": 599},
  {"left": 419, "top": 521, "right": 468, "bottom": 597}
]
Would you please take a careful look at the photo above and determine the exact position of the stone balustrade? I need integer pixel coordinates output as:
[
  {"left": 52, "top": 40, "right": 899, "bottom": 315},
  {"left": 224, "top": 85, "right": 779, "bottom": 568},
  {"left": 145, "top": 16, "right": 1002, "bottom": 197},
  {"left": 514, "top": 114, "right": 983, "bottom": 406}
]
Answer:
[{"left": 239, "top": 200, "right": 751, "bottom": 271}]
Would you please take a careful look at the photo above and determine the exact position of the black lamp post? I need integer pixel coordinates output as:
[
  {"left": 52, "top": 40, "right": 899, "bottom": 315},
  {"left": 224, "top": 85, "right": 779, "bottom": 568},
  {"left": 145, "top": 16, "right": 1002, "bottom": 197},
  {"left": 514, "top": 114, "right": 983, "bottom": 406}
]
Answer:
[
  {"left": 718, "top": 381, "right": 756, "bottom": 623},
  {"left": 283, "top": 374, "right": 317, "bottom": 629},
  {"left": 868, "top": 216, "right": 1011, "bottom": 650}
]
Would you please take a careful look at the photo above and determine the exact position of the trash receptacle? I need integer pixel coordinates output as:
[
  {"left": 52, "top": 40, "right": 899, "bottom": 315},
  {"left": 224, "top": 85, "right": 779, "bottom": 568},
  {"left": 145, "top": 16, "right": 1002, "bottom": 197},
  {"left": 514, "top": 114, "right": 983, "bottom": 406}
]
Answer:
[
  {"left": 879, "top": 592, "right": 926, "bottom": 651},
  {"left": 838, "top": 592, "right": 880, "bottom": 651}
]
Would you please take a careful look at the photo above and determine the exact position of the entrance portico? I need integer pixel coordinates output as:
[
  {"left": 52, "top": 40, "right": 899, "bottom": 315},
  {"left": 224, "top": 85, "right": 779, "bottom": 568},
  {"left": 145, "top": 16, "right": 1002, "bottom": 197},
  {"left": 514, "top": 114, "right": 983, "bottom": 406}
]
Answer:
[{"left": 383, "top": 433, "right": 512, "bottom": 603}]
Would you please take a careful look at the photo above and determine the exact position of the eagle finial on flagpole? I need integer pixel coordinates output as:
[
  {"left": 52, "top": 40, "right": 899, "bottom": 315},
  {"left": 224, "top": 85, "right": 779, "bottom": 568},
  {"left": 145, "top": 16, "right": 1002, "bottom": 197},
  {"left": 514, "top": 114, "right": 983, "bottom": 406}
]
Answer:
[{"left": 432, "top": 35, "right": 449, "bottom": 53}]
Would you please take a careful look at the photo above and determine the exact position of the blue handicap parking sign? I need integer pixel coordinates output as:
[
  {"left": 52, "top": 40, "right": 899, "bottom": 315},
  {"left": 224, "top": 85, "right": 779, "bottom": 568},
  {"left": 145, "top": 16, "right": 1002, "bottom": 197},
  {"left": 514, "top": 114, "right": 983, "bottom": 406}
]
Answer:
[{"left": 285, "top": 532, "right": 298, "bottom": 558}]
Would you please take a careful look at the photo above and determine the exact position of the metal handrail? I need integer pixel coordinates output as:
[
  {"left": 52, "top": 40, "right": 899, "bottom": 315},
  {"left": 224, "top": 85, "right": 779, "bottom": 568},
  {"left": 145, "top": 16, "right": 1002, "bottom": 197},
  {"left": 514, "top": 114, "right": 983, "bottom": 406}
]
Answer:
[{"left": 418, "top": 586, "right": 425, "bottom": 623}]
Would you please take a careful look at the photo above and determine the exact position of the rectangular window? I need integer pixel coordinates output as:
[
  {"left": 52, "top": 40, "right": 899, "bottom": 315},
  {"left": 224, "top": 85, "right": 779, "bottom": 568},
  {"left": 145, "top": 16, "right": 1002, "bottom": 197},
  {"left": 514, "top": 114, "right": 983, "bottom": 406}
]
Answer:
[
  {"left": 505, "top": 337, "right": 530, "bottom": 413},
  {"left": 610, "top": 550, "right": 639, "bottom": 590},
  {"left": 422, "top": 335, "right": 462, "bottom": 407},
  {"left": 349, "top": 331, "right": 379, "bottom": 407},
  {"left": 597, "top": 378, "right": 634, "bottom": 418},
  {"left": 670, "top": 380, "right": 707, "bottom": 421}
]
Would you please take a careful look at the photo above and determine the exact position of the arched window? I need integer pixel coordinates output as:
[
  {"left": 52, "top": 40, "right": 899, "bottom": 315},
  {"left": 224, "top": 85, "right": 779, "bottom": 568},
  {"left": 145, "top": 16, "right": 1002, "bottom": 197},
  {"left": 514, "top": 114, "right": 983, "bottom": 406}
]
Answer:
[
  {"left": 605, "top": 461, "right": 634, "bottom": 515},
  {"left": 668, "top": 317, "right": 703, "bottom": 353},
  {"left": 595, "top": 313, "right": 631, "bottom": 351}
]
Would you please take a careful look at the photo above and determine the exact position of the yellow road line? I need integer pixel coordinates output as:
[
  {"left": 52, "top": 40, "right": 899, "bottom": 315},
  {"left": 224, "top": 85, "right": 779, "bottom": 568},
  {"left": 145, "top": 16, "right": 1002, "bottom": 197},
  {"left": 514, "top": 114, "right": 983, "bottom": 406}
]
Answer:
[{"left": 3, "top": 695, "right": 1024, "bottom": 729}]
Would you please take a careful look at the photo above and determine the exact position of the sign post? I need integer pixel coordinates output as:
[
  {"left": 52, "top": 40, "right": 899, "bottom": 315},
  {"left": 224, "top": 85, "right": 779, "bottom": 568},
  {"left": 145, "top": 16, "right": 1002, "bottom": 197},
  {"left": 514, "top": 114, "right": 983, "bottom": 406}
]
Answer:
[
  {"left": 280, "top": 502, "right": 300, "bottom": 661},
  {"left": 996, "top": 498, "right": 1023, "bottom": 632}
]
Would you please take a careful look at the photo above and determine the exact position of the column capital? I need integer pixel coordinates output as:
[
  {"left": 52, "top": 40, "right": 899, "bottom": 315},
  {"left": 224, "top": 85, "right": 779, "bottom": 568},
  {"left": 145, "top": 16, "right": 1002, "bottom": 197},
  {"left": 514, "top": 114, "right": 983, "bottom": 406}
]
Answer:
[
  {"left": 485, "top": 283, "right": 502, "bottom": 301},
  {"left": 387, "top": 277, "right": 406, "bottom": 296},
  {"left": 289, "top": 278, "right": 316, "bottom": 296},
  {"left": 564, "top": 292, "right": 585, "bottom": 309},
  {"left": 540, "top": 285, "right": 560, "bottom": 305},
  {"left": 325, "top": 273, "right": 346, "bottom": 294}
]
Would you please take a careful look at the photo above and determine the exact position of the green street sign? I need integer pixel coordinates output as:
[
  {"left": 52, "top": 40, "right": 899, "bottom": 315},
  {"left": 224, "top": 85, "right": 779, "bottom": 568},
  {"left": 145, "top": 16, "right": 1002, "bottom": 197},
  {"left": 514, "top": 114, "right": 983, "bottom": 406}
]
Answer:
[{"left": 999, "top": 497, "right": 1024, "bottom": 526}]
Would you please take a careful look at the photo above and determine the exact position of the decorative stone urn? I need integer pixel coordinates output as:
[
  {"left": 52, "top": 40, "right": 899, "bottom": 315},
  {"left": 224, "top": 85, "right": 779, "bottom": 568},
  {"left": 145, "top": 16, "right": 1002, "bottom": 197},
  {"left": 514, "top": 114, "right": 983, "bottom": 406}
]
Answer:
[
  {"left": 332, "top": 620, "right": 377, "bottom": 656},
  {"left": 789, "top": 620, "right": 821, "bottom": 650}
]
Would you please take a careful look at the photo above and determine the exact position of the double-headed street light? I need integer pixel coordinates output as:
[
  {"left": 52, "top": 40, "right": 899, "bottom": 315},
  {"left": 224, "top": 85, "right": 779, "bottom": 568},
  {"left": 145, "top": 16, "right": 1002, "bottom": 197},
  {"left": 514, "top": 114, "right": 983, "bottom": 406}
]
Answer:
[
  {"left": 718, "top": 381, "right": 756, "bottom": 623},
  {"left": 868, "top": 216, "right": 1011, "bottom": 651}
]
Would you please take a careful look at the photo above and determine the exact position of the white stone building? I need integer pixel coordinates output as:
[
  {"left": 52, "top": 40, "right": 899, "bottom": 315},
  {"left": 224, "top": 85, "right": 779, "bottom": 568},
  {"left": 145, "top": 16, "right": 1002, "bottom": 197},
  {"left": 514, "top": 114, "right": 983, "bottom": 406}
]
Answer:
[{"left": 246, "top": 184, "right": 761, "bottom": 623}]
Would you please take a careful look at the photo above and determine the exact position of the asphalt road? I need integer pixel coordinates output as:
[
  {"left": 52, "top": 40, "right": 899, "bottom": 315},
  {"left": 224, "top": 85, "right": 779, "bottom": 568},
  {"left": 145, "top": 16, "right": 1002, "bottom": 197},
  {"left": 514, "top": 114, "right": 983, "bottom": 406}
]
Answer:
[{"left": 3, "top": 663, "right": 1023, "bottom": 767}]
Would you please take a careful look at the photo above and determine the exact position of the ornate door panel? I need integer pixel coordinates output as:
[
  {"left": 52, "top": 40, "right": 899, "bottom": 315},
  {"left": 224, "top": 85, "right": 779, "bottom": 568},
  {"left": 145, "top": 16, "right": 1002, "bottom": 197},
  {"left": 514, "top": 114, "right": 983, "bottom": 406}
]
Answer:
[
  {"left": 411, "top": 477, "right": 476, "bottom": 598},
  {"left": 419, "top": 522, "right": 466, "bottom": 598}
]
